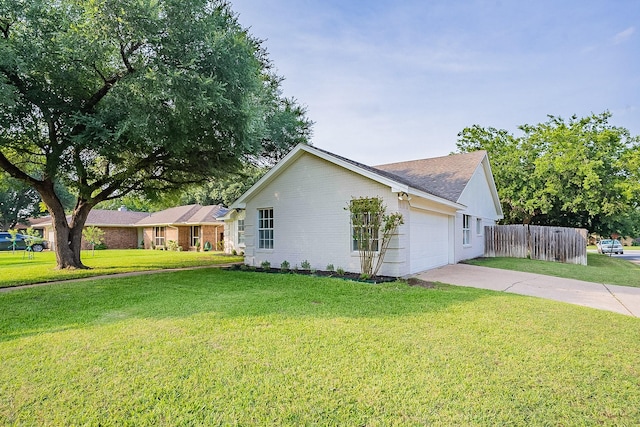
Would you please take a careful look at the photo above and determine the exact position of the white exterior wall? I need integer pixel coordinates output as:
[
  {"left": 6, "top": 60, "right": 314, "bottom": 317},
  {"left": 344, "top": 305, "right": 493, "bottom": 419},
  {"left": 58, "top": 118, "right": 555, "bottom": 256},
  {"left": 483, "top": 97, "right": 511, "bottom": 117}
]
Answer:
[
  {"left": 224, "top": 210, "right": 246, "bottom": 254},
  {"left": 240, "top": 153, "right": 408, "bottom": 277},
  {"left": 454, "top": 162, "right": 502, "bottom": 262}
]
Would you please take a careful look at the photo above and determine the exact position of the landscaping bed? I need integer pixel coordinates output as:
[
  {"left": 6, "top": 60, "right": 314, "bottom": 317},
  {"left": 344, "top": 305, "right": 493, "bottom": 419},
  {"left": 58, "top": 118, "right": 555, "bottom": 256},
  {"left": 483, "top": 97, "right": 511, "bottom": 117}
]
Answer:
[{"left": 224, "top": 263, "right": 398, "bottom": 283}]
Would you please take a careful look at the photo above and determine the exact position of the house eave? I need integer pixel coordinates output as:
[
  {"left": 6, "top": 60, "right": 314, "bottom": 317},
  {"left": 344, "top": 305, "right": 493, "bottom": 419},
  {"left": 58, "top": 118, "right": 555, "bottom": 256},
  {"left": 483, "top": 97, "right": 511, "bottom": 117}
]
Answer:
[
  {"left": 229, "top": 144, "right": 411, "bottom": 209},
  {"left": 408, "top": 188, "right": 466, "bottom": 211}
]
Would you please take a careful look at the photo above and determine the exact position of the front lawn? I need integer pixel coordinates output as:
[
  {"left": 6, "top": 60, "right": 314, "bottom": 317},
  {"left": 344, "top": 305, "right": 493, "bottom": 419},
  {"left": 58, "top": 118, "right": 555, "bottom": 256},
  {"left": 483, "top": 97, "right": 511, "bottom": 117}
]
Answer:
[
  {"left": 0, "top": 249, "right": 242, "bottom": 288},
  {"left": 1, "top": 270, "right": 639, "bottom": 425},
  {"left": 466, "top": 252, "right": 640, "bottom": 287}
]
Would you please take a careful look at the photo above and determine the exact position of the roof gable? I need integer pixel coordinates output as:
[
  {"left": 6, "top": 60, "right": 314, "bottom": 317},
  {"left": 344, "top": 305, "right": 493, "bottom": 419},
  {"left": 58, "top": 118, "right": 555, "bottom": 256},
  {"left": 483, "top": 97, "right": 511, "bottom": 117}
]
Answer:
[
  {"left": 373, "top": 150, "right": 488, "bottom": 202},
  {"left": 229, "top": 144, "right": 467, "bottom": 210}
]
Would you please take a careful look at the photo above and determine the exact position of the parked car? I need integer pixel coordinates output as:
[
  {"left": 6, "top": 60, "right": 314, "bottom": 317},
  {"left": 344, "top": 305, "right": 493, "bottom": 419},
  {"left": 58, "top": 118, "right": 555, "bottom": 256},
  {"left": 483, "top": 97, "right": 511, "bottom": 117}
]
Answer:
[
  {"left": 597, "top": 239, "right": 624, "bottom": 255},
  {"left": 0, "top": 232, "right": 47, "bottom": 252}
]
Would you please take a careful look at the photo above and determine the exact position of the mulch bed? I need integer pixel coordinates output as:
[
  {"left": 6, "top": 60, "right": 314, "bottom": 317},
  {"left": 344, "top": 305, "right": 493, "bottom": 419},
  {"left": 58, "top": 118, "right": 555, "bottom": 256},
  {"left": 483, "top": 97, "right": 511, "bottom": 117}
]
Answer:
[{"left": 224, "top": 264, "right": 397, "bottom": 284}]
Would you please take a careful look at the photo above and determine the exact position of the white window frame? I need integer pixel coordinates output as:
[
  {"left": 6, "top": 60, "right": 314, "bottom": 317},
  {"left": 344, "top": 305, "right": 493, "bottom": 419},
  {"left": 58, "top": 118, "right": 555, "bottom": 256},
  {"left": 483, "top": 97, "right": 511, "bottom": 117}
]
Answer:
[
  {"left": 258, "top": 208, "right": 274, "bottom": 249},
  {"left": 351, "top": 211, "right": 379, "bottom": 252},
  {"left": 462, "top": 215, "right": 471, "bottom": 246},
  {"left": 190, "top": 225, "right": 201, "bottom": 247},
  {"left": 476, "top": 218, "right": 483, "bottom": 236},
  {"left": 154, "top": 226, "right": 166, "bottom": 247},
  {"left": 237, "top": 219, "right": 245, "bottom": 246}
]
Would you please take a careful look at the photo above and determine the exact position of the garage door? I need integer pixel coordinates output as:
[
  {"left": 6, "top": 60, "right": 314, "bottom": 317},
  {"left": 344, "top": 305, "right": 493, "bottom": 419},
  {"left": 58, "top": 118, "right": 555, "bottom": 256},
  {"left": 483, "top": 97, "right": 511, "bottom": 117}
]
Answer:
[{"left": 409, "top": 209, "right": 450, "bottom": 273}]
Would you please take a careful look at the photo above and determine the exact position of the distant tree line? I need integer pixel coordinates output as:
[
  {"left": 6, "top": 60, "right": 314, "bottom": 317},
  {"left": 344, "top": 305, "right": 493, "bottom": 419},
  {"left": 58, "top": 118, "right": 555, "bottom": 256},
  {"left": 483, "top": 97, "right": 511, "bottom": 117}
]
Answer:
[{"left": 457, "top": 112, "right": 640, "bottom": 237}]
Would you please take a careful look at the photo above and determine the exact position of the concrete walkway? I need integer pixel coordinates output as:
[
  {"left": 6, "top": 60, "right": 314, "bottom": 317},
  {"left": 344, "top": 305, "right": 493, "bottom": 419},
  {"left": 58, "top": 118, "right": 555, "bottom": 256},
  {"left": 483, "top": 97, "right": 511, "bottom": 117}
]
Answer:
[{"left": 415, "top": 263, "right": 640, "bottom": 317}]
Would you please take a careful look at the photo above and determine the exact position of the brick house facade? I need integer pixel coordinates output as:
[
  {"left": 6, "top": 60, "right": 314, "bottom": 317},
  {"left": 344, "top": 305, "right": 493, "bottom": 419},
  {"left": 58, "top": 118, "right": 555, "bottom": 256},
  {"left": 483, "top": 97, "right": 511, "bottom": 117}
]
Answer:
[{"left": 31, "top": 204, "right": 228, "bottom": 251}]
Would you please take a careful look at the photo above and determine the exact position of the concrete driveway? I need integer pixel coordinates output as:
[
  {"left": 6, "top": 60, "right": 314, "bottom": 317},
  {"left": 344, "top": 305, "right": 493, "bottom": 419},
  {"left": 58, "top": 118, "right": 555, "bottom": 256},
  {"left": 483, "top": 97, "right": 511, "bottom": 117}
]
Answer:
[{"left": 415, "top": 264, "right": 640, "bottom": 317}]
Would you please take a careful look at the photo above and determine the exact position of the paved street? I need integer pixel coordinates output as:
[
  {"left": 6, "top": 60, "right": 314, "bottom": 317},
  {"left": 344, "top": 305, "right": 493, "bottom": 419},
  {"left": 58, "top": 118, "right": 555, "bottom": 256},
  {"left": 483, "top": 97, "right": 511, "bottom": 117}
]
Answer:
[{"left": 616, "top": 249, "right": 640, "bottom": 265}]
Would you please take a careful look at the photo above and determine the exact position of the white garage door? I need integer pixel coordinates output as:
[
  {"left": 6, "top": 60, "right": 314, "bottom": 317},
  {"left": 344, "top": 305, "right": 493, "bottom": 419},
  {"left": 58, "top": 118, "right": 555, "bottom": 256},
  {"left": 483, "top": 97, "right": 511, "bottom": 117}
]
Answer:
[{"left": 410, "top": 209, "right": 450, "bottom": 273}]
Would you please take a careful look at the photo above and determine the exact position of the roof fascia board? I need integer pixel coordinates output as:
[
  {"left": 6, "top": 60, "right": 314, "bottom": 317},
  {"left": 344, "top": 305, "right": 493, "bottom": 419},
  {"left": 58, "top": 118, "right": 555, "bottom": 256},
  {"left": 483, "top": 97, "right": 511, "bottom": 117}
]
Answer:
[
  {"left": 229, "top": 144, "right": 409, "bottom": 209},
  {"left": 228, "top": 144, "right": 309, "bottom": 209},
  {"left": 481, "top": 156, "right": 504, "bottom": 218},
  {"left": 409, "top": 187, "right": 466, "bottom": 210}
]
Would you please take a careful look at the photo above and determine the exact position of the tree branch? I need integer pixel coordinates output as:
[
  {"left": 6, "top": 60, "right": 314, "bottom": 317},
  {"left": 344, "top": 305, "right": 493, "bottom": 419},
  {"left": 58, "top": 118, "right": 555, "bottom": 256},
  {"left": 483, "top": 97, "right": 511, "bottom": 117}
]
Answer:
[{"left": 0, "top": 152, "right": 40, "bottom": 187}]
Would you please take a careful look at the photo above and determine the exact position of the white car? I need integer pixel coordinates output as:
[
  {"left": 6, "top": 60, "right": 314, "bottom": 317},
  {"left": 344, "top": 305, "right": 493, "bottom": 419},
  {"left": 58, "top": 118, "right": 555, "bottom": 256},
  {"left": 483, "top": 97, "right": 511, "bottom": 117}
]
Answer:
[{"left": 597, "top": 239, "right": 624, "bottom": 255}]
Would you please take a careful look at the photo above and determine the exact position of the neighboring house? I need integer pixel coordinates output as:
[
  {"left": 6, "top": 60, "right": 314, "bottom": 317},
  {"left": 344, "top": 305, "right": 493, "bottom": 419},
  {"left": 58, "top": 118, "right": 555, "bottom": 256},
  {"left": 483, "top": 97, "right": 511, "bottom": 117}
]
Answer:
[
  {"left": 31, "top": 204, "right": 228, "bottom": 251},
  {"left": 223, "top": 144, "right": 503, "bottom": 276},
  {"left": 136, "top": 204, "right": 228, "bottom": 250}
]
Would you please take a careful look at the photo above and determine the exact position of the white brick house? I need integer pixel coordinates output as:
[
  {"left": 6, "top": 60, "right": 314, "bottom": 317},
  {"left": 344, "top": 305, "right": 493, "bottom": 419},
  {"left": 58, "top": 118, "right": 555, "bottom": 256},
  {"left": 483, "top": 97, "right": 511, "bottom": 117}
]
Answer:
[{"left": 223, "top": 144, "right": 503, "bottom": 276}]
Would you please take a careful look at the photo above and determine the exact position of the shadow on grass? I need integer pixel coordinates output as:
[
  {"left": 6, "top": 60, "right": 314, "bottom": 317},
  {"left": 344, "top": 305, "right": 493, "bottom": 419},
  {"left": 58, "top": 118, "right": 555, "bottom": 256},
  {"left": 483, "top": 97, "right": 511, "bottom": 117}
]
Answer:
[{"left": 0, "top": 269, "right": 494, "bottom": 343}]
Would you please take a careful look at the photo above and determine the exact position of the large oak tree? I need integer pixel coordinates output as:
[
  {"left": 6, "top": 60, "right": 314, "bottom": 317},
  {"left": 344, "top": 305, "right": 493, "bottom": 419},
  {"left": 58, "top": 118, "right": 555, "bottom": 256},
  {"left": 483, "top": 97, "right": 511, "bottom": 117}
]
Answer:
[
  {"left": 0, "top": 0, "right": 311, "bottom": 268},
  {"left": 457, "top": 112, "right": 640, "bottom": 237}
]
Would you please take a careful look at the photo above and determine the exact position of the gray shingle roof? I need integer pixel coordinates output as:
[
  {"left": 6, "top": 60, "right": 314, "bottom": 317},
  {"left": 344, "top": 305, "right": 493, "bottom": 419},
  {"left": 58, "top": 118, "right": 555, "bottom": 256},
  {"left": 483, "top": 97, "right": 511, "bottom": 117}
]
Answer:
[
  {"left": 374, "top": 151, "right": 487, "bottom": 202},
  {"left": 134, "top": 204, "right": 228, "bottom": 226},
  {"left": 85, "top": 209, "right": 151, "bottom": 225},
  {"left": 29, "top": 205, "right": 228, "bottom": 228},
  {"left": 314, "top": 145, "right": 487, "bottom": 203}
]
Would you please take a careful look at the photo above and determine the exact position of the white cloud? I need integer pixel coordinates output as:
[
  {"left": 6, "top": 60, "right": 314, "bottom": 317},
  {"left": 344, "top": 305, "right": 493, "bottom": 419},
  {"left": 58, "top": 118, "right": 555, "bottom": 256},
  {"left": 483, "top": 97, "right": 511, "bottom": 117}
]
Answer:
[{"left": 612, "top": 27, "right": 635, "bottom": 44}]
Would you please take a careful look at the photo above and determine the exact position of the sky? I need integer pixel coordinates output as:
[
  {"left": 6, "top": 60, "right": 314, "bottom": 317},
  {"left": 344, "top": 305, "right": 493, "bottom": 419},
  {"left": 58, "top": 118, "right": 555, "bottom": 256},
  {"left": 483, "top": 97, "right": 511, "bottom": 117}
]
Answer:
[{"left": 230, "top": 0, "right": 640, "bottom": 165}]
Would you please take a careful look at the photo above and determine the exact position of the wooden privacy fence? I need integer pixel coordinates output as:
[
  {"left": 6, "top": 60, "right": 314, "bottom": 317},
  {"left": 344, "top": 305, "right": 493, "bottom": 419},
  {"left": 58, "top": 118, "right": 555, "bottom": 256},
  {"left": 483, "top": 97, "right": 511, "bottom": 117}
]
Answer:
[{"left": 485, "top": 225, "right": 587, "bottom": 265}]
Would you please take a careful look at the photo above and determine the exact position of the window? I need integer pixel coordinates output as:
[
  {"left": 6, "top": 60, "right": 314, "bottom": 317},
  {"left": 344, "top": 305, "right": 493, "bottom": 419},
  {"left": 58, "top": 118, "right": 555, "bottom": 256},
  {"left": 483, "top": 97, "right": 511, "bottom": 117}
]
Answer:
[
  {"left": 237, "top": 219, "right": 245, "bottom": 246},
  {"left": 476, "top": 218, "right": 483, "bottom": 235},
  {"left": 190, "top": 226, "right": 201, "bottom": 247},
  {"left": 462, "top": 215, "right": 471, "bottom": 245},
  {"left": 154, "top": 226, "right": 166, "bottom": 247},
  {"left": 352, "top": 211, "right": 379, "bottom": 252},
  {"left": 258, "top": 209, "right": 274, "bottom": 249}
]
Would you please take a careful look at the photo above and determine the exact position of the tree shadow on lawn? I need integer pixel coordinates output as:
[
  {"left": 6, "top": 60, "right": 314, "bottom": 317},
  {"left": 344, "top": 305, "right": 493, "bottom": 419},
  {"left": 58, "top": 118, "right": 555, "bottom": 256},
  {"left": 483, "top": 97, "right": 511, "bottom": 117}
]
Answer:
[{"left": 0, "top": 269, "right": 496, "bottom": 343}]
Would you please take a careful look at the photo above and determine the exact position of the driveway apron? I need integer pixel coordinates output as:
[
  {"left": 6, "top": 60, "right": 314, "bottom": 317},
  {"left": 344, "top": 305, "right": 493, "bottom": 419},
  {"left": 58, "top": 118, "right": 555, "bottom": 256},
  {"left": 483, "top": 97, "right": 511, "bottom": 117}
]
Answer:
[{"left": 415, "top": 263, "right": 640, "bottom": 317}]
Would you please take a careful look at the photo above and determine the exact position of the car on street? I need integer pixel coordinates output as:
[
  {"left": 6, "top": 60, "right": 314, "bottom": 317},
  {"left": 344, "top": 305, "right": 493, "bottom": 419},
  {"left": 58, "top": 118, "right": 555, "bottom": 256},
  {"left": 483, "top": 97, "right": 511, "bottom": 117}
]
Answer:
[
  {"left": 0, "top": 232, "right": 47, "bottom": 252},
  {"left": 597, "top": 239, "right": 624, "bottom": 255}
]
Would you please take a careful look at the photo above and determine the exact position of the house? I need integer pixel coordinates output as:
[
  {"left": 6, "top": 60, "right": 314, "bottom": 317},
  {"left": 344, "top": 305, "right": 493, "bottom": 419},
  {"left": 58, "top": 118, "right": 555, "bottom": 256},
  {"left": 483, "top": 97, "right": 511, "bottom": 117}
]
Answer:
[
  {"left": 136, "top": 204, "right": 228, "bottom": 250},
  {"left": 32, "top": 208, "right": 150, "bottom": 250},
  {"left": 31, "top": 204, "right": 228, "bottom": 251},
  {"left": 223, "top": 144, "right": 503, "bottom": 276}
]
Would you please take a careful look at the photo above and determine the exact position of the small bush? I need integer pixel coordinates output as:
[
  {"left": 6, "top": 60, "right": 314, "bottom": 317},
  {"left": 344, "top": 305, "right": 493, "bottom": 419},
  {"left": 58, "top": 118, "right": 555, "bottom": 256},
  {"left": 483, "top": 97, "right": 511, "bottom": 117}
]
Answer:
[
  {"left": 94, "top": 243, "right": 107, "bottom": 250},
  {"left": 326, "top": 264, "right": 335, "bottom": 272},
  {"left": 280, "top": 260, "right": 290, "bottom": 271},
  {"left": 301, "top": 260, "right": 311, "bottom": 270},
  {"left": 167, "top": 240, "right": 179, "bottom": 251},
  {"left": 336, "top": 267, "right": 345, "bottom": 275},
  {"left": 232, "top": 249, "right": 237, "bottom": 256},
  {"left": 261, "top": 260, "right": 271, "bottom": 269}
]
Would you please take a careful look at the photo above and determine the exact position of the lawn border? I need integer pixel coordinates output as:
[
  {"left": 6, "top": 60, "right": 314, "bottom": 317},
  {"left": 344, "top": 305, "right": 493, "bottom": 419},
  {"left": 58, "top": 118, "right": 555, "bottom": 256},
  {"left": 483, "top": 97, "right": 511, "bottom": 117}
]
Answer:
[{"left": 0, "top": 263, "right": 242, "bottom": 293}]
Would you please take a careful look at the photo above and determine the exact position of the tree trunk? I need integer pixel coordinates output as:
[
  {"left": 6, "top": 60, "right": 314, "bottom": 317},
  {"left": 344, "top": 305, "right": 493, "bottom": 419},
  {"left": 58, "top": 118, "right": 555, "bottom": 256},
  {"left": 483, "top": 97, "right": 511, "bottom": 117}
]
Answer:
[
  {"left": 51, "top": 211, "right": 88, "bottom": 269},
  {"left": 36, "top": 181, "right": 91, "bottom": 269}
]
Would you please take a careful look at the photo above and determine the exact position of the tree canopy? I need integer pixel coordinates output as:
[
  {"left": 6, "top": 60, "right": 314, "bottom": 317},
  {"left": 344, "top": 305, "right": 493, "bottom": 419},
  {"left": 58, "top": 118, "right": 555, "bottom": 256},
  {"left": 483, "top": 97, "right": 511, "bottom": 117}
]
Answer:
[
  {"left": 0, "top": 172, "right": 41, "bottom": 230},
  {"left": 0, "top": 0, "right": 312, "bottom": 267},
  {"left": 457, "top": 112, "right": 640, "bottom": 237}
]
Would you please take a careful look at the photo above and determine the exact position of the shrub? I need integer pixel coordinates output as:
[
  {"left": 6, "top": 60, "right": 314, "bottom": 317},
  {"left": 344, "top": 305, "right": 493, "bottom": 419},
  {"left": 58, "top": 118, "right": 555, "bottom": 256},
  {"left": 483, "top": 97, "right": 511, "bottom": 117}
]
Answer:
[
  {"left": 326, "top": 264, "right": 335, "bottom": 272},
  {"left": 167, "top": 240, "right": 179, "bottom": 251},
  {"left": 261, "top": 260, "right": 271, "bottom": 269},
  {"left": 301, "top": 260, "right": 311, "bottom": 270},
  {"left": 336, "top": 267, "right": 345, "bottom": 276},
  {"left": 280, "top": 260, "right": 290, "bottom": 271}
]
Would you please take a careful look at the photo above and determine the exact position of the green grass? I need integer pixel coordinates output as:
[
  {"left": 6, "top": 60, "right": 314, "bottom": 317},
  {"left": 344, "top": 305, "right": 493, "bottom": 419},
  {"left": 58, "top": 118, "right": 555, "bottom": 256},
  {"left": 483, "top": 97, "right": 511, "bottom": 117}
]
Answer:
[
  {"left": 1, "top": 270, "right": 639, "bottom": 425},
  {"left": 465, "top": 252, "right": 640, "bottom": 287},
  {"left": 0, "top": 249, "right": 242, "bottom": 288}
]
